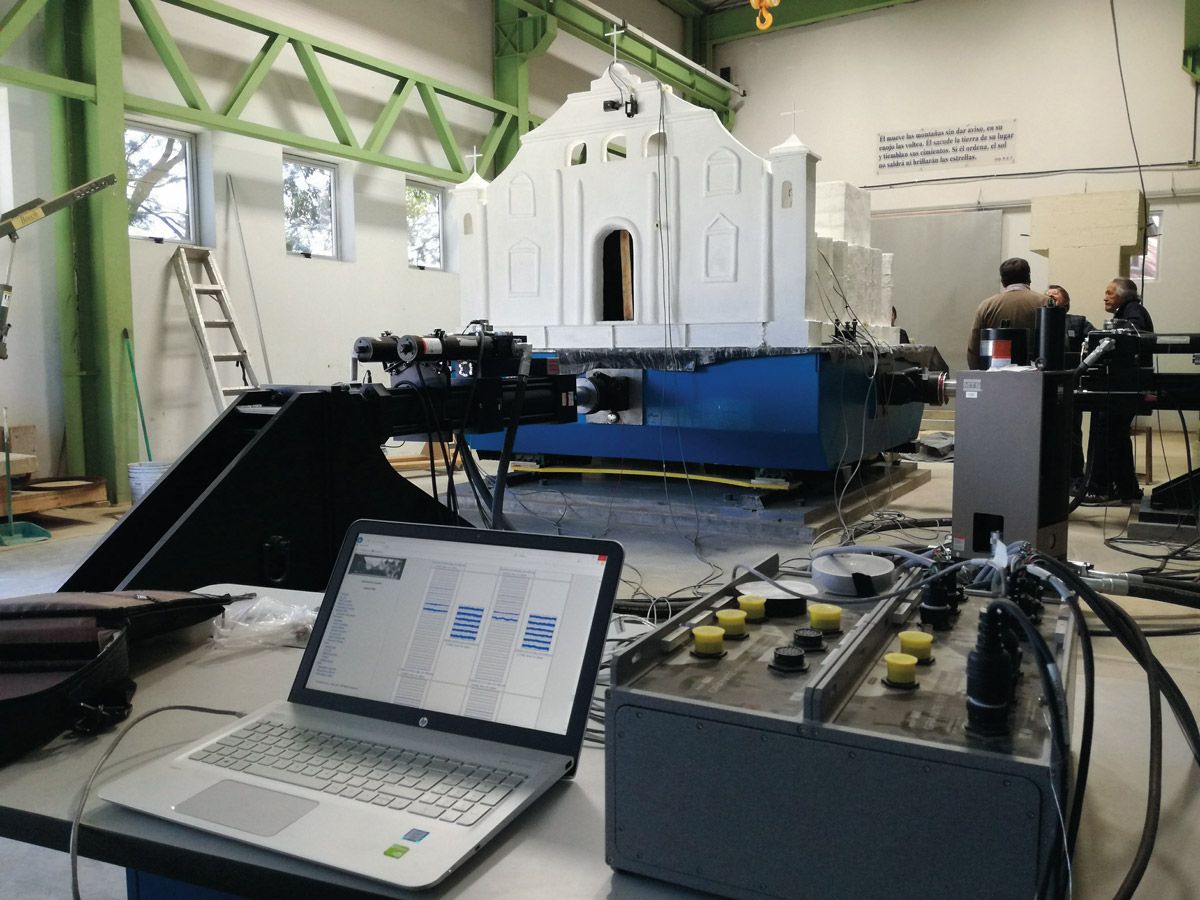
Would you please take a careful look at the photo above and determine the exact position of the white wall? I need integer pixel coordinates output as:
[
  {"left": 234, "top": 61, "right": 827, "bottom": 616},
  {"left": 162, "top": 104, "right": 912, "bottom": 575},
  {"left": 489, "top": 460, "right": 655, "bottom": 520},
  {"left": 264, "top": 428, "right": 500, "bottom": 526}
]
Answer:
[{"left": 715, "top": 0, "right": 1200, "bottom": 426}]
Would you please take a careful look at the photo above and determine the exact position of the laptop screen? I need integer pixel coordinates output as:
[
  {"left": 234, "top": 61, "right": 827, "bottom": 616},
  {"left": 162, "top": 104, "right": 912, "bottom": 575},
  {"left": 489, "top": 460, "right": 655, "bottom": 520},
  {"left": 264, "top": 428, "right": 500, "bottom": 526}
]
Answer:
[{"left": 294, "top": 524, "right": 619, "bottom": 744}]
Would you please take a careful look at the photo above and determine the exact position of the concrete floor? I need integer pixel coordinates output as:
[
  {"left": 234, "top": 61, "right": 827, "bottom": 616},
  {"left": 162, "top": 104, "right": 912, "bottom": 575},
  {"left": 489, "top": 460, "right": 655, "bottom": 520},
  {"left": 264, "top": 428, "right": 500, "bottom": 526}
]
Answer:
[{"left": 0, "top": 431, "right": 1197, "bottom": 898}]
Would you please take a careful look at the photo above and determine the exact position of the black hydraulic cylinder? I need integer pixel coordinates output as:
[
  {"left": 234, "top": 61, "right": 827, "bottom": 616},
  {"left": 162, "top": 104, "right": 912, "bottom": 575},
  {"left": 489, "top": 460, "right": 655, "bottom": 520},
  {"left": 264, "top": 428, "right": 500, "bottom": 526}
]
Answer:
[{"left": 1037, "top": 305, "right": 1066, "bottom": 370}]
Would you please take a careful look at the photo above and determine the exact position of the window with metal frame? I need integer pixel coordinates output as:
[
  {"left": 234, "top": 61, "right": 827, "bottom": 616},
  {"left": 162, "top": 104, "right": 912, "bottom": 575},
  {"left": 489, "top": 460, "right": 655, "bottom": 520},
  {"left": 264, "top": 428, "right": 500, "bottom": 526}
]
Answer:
[
  {"left": 1129, "top": 210, "right": 1161, "bottom": 282},
  {"left": 407, "top": 183, "right": 443, "bottom": 269},
  {"left": 283, "top": 154, "right": 338, "bottom": 258},
  {"left": 125, "top": 123, "right": 197, "bottom": 243}
]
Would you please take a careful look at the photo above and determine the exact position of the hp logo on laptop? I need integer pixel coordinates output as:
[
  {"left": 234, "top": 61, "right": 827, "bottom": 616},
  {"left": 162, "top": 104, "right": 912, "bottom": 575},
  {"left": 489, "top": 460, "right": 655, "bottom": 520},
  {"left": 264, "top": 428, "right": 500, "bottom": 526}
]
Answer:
[{"left": 418, "top": 716, "right": 429, "bottom": 728}]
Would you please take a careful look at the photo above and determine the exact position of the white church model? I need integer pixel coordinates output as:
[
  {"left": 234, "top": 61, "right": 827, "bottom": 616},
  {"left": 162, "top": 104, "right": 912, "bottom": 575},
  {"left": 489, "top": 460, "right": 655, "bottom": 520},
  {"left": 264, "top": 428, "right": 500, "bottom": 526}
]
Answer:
[{"left": 448, "top": 63, "right": 896, "bottom": 349}]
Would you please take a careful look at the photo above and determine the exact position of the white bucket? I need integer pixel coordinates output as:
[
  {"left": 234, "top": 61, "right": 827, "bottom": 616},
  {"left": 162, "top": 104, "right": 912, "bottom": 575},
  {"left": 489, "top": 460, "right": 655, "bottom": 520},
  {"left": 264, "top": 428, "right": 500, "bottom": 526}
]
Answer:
[{"left": 128, "top": 460, "right": 172, "bottom": 504}]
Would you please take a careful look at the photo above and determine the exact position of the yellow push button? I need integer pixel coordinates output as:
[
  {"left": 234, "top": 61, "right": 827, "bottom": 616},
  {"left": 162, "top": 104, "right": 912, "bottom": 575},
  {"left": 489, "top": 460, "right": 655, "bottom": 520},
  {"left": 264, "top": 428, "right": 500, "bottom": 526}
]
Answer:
[
  {"left": 899, "top": 630, "right": 934, "bottom": 664},
  {"left": 808, "top": 602, "right": 842, "bottom": 633},
  {"left": 737, "top": 594, "right": 767, "bottom": 622},
  {"left": 715, "top": 608, "right": 748, "bottom": 639},
  {"left": 691, "top": 625, "right": 726, "bottom": 658},
  {"left": 883, "top": 651, "right": 919, "bottom": 690}
]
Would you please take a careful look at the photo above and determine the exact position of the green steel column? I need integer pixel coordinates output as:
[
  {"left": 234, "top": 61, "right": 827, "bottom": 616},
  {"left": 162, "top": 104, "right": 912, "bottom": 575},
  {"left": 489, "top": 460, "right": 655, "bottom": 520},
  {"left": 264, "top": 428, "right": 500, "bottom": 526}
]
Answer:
[
  {"left": 82, "top": 0, "right": 137, "bottom": 500},
  {"left": 51, "top": 0, "right": 137, "bottom": 500},
  {"left": 1186, "top": 0, "right": 1200, "bottom": 80},
  {"left": 493, "top": 0, "right": 554, "bottom": 172},
  {"left": 43, "top": 3, "right": 87, "bottom": 476}
]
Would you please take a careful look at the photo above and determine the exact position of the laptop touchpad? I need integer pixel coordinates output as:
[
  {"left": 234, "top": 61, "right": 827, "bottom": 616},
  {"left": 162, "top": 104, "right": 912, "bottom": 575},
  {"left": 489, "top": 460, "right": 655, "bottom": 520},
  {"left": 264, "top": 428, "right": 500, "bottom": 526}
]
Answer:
[{"left": 175, "top": 780, "right": 319, "bottom": 837}]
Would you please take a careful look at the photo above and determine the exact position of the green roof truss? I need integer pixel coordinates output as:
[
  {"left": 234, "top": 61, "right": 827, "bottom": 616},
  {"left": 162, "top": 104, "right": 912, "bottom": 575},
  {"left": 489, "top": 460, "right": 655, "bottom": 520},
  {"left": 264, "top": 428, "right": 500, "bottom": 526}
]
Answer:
[{"left": 0, "top": 0, "right": 528, "bottom": 183}]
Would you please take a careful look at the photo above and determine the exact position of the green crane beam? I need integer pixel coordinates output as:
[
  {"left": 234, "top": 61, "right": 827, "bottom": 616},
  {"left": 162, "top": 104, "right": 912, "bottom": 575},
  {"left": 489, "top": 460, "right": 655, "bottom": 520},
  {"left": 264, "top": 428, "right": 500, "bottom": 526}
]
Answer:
[
  {"left": 505, "top": 0, "right": 737, "bottom": 118},
  {"left": 704, "top": 0, "right": 921, "bottom": 49},
  {"left": 655, "top": 0, "right": 706, "bottom": 17},
  {"left": 1185, "top": 0, "right": 1200, "bottom": 80}
]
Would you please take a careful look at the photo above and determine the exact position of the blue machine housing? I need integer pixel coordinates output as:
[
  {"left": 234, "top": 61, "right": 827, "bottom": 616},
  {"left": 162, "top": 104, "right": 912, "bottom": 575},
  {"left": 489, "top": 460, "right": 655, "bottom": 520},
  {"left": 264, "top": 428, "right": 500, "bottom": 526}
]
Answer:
[{"left": 469, "top": 346, "right": 935, "bottom": 472}]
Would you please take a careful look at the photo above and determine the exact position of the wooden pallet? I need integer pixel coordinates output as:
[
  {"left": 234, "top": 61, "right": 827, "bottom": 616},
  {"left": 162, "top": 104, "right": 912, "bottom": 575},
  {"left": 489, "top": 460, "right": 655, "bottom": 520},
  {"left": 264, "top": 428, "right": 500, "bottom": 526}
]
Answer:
[
  {"left": 387, "top": 442, "right": 455, "bottom": 474},
  {"left": 7, "top": 477, "right": 107, "bottom": 515}
]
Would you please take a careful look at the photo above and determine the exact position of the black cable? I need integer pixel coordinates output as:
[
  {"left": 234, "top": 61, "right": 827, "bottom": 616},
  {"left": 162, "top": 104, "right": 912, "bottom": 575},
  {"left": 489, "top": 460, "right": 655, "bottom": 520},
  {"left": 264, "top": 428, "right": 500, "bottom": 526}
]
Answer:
[
  {"left": 1026, "top": 566, "right": 1095, "bottom": 859},
  {"left": 453, "top": 429, "right": 490, "bottom": 525},
  {"left": 612, "top": 597, "right": 694, "bottom": 617},
  {"left": 446, "top": 339, "right": 489, "bottom": 510},
  {"left": 389, "top": 380, "right": 442, "bottom": 500},
  {"left": 1179, "top": 406, "right": 1199, "bottom": 533},
  {"left": 458, "top": 439, "right": 499, "bottom": 529},
  {"left": 987, "top": 599, "right": 1070, "bottom": 769},
  {"left": 1120, "top": 582, "right": 1200, "bottom": 609},
  {"left": 1053, "top": 563, "right": 1200, "bottom": 762},
  {"left": 414, "top": 365, "right": 458, "bottom": 516},
  {"left": 1038, "top": 558, "right": 1164, "bottom": 898},
  {"left": 1137, "top": 572, "right": 1200, "bottom": 591},
  {"left": 490, "top": 372, "right": 527, "bottom": 530},
  {"left": 1098, "top": 597, "right": 1162, "bottom": 900},
  {"left": 981, "top": 598, "right": 1072, "bottom": 899}
]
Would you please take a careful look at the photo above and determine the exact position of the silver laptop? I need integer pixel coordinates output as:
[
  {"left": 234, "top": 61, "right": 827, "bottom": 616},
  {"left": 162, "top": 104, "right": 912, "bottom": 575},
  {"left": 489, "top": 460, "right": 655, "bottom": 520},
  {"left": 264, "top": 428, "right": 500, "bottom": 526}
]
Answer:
[{"left": 101, "top": 520, "right": 623, "bottom": 890}]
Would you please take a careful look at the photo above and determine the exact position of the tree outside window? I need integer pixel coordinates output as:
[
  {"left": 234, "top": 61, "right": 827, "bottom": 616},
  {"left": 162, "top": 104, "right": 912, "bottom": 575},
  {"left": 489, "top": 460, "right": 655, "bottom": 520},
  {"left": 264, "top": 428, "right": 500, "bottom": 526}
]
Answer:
[
  {"left": 407, "top": 184, "right": 443, "bottom": 269},
  {"left": 126, "top": 125, "right": 195, "bottom": 242},
  {"left": 283, "top": 156, "right": 337, "bottom": 257}
]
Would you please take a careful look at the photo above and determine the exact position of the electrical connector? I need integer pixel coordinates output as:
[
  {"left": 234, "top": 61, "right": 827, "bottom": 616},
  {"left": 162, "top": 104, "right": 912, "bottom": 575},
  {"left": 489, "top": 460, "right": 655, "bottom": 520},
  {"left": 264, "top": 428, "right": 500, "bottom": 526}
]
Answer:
[{"left": 966, "top": 608, "right": 1014, "bottom": 736}]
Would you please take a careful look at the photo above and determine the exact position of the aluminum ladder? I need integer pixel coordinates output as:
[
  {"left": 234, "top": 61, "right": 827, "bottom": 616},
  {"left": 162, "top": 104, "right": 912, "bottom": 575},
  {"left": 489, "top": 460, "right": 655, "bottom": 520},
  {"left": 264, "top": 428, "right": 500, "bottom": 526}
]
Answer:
[{"left": 172, "top": 245, "right": 260, "bottom": 412}]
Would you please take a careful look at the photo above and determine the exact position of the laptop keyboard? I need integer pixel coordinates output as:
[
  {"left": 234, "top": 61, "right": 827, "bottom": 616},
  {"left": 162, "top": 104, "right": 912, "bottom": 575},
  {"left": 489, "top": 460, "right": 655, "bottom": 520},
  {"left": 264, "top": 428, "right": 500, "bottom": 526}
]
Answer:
[{"left": 188, "top": 719, "right": 526, "bottom": 826}]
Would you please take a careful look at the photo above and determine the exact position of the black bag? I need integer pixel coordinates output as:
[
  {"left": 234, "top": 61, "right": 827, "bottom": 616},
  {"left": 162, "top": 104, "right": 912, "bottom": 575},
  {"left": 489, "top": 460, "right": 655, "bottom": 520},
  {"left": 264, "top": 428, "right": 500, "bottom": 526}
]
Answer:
[{"left": 0, "top": 590, "right": 230, "bottom": 766}]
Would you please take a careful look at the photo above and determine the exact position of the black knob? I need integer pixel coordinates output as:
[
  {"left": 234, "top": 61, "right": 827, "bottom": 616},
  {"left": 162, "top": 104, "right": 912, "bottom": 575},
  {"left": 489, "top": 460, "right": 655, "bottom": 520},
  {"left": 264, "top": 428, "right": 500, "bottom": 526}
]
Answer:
[
  {"left": 793, "top": 627, "right": 825, "bottom": 651},
  {"left": 920, "top": 600, "right": 954, "bottom": 631},
  {"left": 765, "top": 594, "right": 807, "bottom": 618},
  {"left": 769, "top": 645, "right": 809, "bottom": 673}
]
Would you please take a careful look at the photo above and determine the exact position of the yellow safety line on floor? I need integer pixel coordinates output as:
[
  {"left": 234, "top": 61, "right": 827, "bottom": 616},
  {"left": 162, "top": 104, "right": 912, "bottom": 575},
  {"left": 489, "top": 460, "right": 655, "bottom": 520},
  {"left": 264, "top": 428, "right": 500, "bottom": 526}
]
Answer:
[{"left": 509, "top": 464, "right": 795, "bottom": 490}]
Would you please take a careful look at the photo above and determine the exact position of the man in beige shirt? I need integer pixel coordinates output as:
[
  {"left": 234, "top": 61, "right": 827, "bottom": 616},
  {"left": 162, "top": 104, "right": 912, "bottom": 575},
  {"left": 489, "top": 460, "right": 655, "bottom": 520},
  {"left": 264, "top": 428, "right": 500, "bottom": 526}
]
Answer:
[{"left": 966, "top": 258, "right": 1048, "bottom": 369}]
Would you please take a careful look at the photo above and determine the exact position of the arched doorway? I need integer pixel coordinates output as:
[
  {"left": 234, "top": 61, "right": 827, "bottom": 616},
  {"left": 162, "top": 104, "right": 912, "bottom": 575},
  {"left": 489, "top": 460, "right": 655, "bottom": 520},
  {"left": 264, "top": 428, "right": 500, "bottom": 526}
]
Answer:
[{"left": 601, "top": 229, "right": 634, "bottom": 321}]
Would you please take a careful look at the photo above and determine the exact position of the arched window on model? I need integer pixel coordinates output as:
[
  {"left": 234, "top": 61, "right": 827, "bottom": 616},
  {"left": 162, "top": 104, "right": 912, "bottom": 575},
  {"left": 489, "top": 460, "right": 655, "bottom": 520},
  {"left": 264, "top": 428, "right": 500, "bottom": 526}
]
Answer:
[{"left": 569, "top": 142, "right": 587, "bottom": 166}]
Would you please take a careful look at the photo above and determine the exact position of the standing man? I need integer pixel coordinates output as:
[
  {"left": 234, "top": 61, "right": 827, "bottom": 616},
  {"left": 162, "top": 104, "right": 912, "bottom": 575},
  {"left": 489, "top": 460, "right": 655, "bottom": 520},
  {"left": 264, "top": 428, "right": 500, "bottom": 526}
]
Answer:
[
  {"left": 967, "top": 258, "right": 1047, "bottom": 369},
  {"left": 1103, "top": 277, "right": 1154, "bottom": 332},
  {"left": 1084, "top": 278, "right": 1155, "bottom": 503},
  {"left": 1046, "top": 284, "right": 1094, "bottom": 487},
  {"left": 1046, "top": 283, "right": 1097, "bottom": 358}
]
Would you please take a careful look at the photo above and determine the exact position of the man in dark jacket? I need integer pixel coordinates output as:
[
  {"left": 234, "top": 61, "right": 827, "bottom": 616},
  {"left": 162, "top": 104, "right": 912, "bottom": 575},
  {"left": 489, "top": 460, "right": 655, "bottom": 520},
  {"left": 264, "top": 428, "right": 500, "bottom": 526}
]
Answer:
[
  {"left": 1084, "top": 278, "right": 1155, "bottom": 503},
  {"left": 1046, "top": 284, "right": 1094, "bottom": 485},
  {"left": 1104, "top": 277, "right": 1154, "bottom": 332}
]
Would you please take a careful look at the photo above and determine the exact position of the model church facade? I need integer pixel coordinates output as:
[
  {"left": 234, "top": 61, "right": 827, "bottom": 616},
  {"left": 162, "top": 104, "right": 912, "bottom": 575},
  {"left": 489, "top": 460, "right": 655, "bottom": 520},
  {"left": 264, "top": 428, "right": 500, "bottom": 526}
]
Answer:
[{"left": 449, "top": 64, "right": 894, "bottom": 349}]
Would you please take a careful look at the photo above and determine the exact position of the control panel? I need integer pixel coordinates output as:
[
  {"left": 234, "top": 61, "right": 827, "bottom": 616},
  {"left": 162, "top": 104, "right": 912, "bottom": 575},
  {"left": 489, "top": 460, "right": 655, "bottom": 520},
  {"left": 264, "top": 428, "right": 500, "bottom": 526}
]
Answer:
[{"left": 606, "top": 556, "right": 1074, "bottom": 900}]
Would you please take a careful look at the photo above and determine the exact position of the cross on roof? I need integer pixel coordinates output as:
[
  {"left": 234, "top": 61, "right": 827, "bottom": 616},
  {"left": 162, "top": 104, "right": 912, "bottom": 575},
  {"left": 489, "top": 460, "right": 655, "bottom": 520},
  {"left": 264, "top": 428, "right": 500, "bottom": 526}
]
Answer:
[
  {"left": 604, "top": 24, "right": 624, "bottom": 63},
  {"left": 780, "top": 101, "right": 803, "bottom": 136},
  {"left": 466, "top": 145, "right": 482, "bottom": 175}
]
